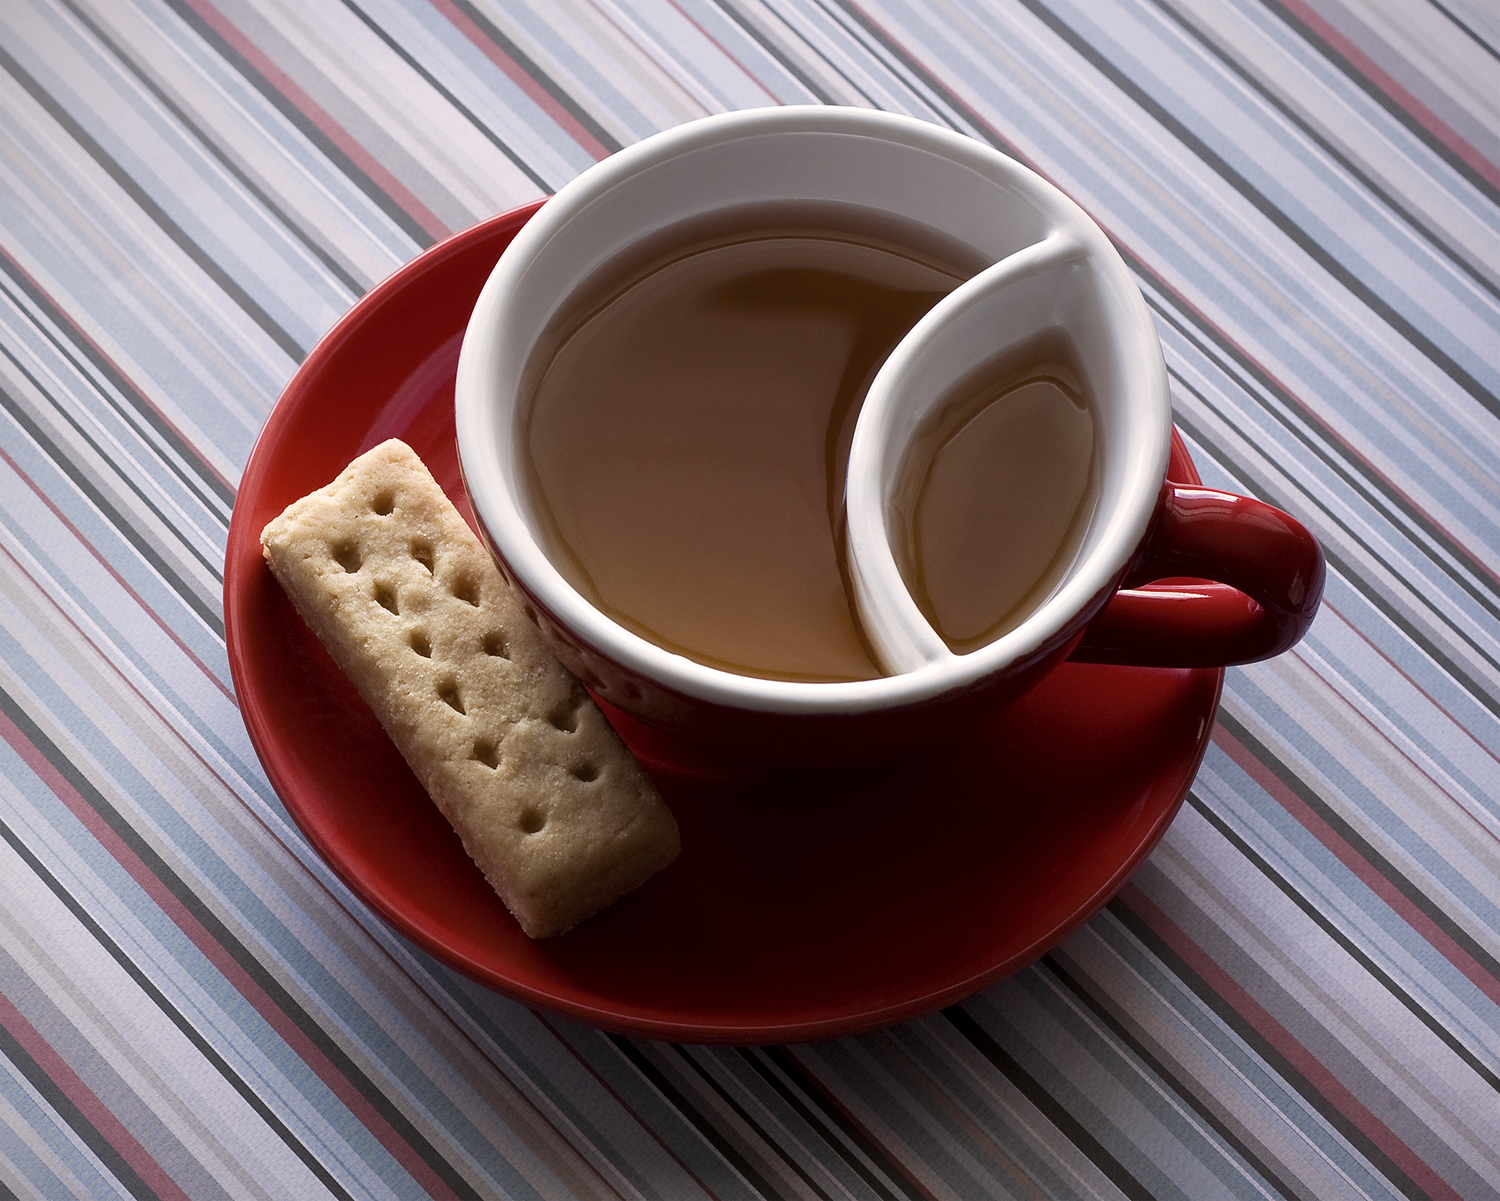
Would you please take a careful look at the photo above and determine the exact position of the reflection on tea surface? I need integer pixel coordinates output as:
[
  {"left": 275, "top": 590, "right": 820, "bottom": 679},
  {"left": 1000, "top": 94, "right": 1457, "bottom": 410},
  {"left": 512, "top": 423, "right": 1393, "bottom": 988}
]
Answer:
[{"left": 526, "top": 223, "right": 970, "bottom": 681}]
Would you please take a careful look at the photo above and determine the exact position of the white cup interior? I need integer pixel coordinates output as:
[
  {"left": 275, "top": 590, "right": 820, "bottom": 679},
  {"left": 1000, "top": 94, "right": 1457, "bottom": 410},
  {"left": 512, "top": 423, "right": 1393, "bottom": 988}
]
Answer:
[{"left": 456, "top": 106, "right": 1170, "bottom": 716}]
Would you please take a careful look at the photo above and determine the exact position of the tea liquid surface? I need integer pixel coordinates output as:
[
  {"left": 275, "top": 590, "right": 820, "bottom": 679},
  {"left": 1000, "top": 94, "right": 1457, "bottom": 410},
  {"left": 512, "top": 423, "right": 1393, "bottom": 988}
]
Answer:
[
  {"left": 526, "top": 229, "right": 968, "bottom": 681},
  {"left": 894, "top": 341, "right": 1097, "bottom": 654}
]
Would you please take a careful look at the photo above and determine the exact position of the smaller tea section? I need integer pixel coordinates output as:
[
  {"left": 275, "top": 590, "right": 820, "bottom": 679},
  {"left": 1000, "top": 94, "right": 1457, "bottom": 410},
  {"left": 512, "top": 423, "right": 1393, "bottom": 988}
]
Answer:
[{"left": 891, "top": 332, "right": 1097, "bottom": 654}]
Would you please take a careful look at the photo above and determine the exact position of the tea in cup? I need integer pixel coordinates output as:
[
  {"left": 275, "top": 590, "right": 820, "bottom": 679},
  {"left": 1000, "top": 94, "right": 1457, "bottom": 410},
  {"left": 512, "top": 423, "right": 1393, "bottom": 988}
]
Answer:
[
  {"left": 524, "top": 204, "right": 986, "bottom": 683},
  {"left": 455, "top": 105, "right": 1323, "bottom": 765}
]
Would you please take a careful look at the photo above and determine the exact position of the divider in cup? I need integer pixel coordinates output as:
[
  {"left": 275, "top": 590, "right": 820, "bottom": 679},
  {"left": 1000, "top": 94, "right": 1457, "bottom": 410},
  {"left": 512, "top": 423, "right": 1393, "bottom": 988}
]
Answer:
[{"left": 846, "top": 225, "right": 1171, "bottom": 675}]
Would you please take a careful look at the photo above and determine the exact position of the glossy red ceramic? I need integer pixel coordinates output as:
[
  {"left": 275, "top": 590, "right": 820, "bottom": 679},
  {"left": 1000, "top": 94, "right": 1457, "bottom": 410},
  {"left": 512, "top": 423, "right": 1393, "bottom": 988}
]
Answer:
[
  {"left": 224, "top": 207, "right": 1225, "bottom": 1043},
  {"left": 1074, "top": 482, "right": 1326, "bottom": 666}
]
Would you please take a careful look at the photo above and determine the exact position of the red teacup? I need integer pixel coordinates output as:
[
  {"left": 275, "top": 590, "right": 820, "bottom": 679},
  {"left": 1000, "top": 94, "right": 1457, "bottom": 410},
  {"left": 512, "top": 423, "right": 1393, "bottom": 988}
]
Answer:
[{"left": 455, "top": 107, "right": 1323, "bottom": 767}]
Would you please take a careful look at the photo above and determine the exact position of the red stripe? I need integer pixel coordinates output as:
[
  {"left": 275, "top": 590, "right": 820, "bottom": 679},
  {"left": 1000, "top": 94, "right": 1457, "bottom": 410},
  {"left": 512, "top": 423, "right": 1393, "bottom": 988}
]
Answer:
[
  {"left": 428, "top": 0, "right": 611, "bottom": 160},
  {"left": 1213, "top": 723, "right": 1500, "bottom": 1008},
  {"left": 534, "top": 1012, "right": 721, "bottom": 1199},
  {"left": 176, "top": 0, "right": 450, "bottom": 242},
  {"left": 1311, "top": 596, "right": 1500, "bottom": 799},
  {"left": 0, "top": 707, "right": 463, "bottom": 1200},
  {"left": 1121, "top": 883, "right": 1466, "bottom": 1201},
  {"left": 0, "top": 985, "right": 193, "bottom": 1199},
  {"left": 663, "top": 0, "right": 781, "bottom": 105},
  {"left": 0, "top": 246, "right": 236, "bottom": 499},
  {"left": 1276, "top": 0, "right": 1500, "bottom": 194},
  {"left": 778, "top": 1048, "right": 945, "bottom": 1201},
  {"left": 0, "top": 448, "right": 236, "bottom": 706}
]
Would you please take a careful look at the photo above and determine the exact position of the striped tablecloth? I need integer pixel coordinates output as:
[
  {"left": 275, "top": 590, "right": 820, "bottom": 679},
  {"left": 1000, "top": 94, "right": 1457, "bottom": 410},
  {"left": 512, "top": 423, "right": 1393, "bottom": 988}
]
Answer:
[{"left": 3, "top": 1, "right": 1497, "bottom": 1197}]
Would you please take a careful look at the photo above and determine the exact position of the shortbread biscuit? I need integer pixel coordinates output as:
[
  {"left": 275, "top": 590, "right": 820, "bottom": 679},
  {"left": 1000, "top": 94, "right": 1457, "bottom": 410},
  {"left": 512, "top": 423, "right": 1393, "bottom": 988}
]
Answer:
[{"left": 260, "top": 439, "right": 679, "bottom": 937}]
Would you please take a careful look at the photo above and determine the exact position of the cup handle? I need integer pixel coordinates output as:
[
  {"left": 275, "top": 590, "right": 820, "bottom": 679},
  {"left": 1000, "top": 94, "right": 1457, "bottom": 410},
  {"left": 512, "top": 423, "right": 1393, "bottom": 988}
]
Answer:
[{"left": 1069, "top": 482, "right": 1326, "bottom": 667}]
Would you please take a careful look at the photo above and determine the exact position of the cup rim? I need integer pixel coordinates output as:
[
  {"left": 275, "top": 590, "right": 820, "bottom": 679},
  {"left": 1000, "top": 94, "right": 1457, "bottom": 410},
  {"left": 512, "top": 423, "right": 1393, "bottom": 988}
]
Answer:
[{"left": 455, "top": 105, "right": 1170, "bottom": 716}]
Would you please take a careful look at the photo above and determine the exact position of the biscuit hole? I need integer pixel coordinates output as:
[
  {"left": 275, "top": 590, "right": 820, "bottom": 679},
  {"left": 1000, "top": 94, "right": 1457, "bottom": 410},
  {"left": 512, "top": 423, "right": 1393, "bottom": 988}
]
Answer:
[
  {"left": 473, "top": 738, "right": 500, "bottom": 769},
  {"left": 374, "top": 583, "right": 398, "bottom": 614},
  {"left": 482, "top": 631, "right": 508, "bottom": 659},
  {"left": 571, "top": 763, "right": 598, "bottom": 783},
  {"left": 451, "top": 575, "right": 480, "bottom": 607},
  {"left": 518, "top": 808, "right": 545, "bottom": 835},
  {"left": 410, "top": 539, "right": 435, "bottom": 574},
  {"left": 547, "top": 699, "right": 579, "bottom": 733},
  {"left": 438, "top": 680, "right": 465, "bottom": 714},
  {"left": 371, "top": 490, "right": 395, "bottom": 516},
  {"left": 408, "top": 629, "right": 431, "bottom": 658},
  {"left": 332, "top": 542, "right": 361, "bottom": 572}
]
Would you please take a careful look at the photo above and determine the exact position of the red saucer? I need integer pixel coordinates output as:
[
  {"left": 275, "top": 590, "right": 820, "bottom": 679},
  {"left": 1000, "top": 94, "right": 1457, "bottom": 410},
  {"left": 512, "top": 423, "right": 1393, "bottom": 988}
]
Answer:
[{"left": 224, "top": 205, "right": 1223, "bottom": 1044}]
